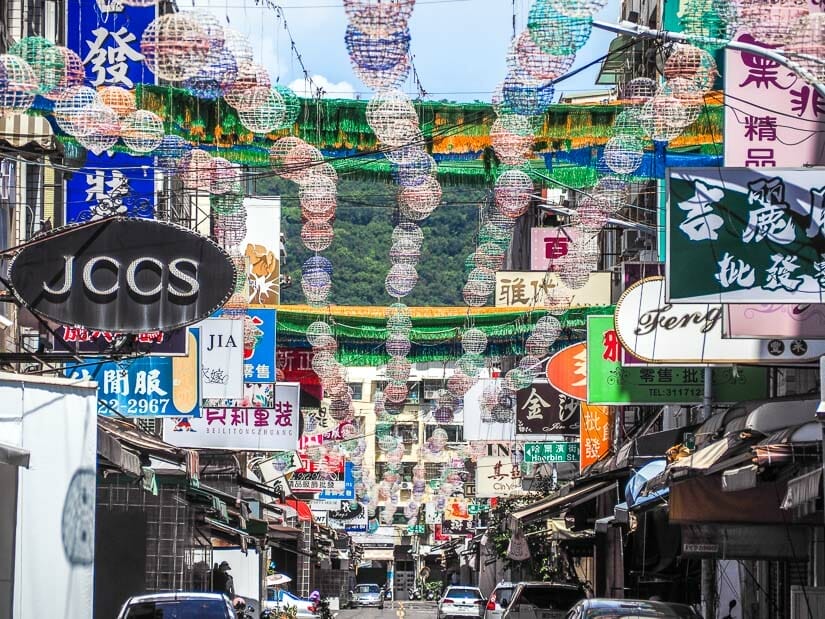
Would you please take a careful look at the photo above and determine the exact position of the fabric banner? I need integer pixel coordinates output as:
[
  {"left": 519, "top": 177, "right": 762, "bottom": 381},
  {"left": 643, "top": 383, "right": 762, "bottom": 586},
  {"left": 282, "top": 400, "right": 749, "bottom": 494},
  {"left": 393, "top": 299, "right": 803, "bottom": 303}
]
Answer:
[
  {"left": 530, "top": 227, "right": 580, "bottom": 271},
  {"left": 515, "top": 381, "right": 580, "bottom": 437},
  {"left": 242, "top": 197, "right": 282, "bottom": 307},
  {"left": 587, "top": 315, "right": 769, "bottom": 405},
  {"left": 667, "top": 167, "right": 825, "bottom": 303},
  {"left": 580, "top": 403, "right": 611, "bottom": 472}
]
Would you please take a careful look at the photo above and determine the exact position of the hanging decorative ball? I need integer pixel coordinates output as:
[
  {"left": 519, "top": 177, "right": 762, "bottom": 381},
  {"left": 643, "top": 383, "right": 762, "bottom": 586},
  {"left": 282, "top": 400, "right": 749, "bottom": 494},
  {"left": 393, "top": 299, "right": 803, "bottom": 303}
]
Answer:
[
  {"left": 389, "top": 239, "right": 421, "bottom": 266},
  {"left": 385, "top": 264, "right": 419, "bottom": 298},
  {"left": 490, "top": 118, "right": 534, "bottom": 166},
  {"left": 53, "top": 86, "right": 102, "bottom": 137},
  {"left": 622, "top": 77, "right": 657, "bottom": 106},
  {"left": 210, "top": 157, "right": 240, "bottom": 195},
  {"left": 679, "top": 0, "right": 739, "bottom": 50},
  {"left": 557, "top": 241, "right": 598, "bottom": 289},
  {"left": 384, "top": 382, "right": 409, "bottom": 404},
  {"left": 366, "top": 89, "right": 421, "bottom": 146},
  {"left": 223, "top": 61, "right": 272, "bottom": 112},
  {"left": 458, "top": 353, "right": 485, "bottom": 377},
  {"left": 156, "top": 135, "right": 191, "bottom": 172},
  {"left": 222, "top": 27, "right": 255, "bottom": 67},
  {"left": 386, "top": 356, "right": 412, "bottom": 382},
  {"left": 387, "top": 312, "right": 413, "bottom": 336},
  {"left": 238, "top": 88, "right": 287, "bottom": 134},
  {"left": 473, "top": 243, "right": 506, "bottom": 271},
  {"left": 77, "top": 104, "right": 120, "bottom": 155},
  {"left": 304, "top": 255, "right": 334, "bottom": 279},
  {"left": 544, "top": 284, "right": 574, "bottom": 314},
  {"left": 42, "top": 47, "right": 84, "bottom": 101},
  {"left": 737, "top": 0, "right": 807, "bottom": 46},
  {"left": 397, "top": 176, "right": 442, "bottom": 217},
  {"left": 141, "top": 13, "right": 210, "bottom": 82},
  {"left": 604, "top": 135, "right": 644, "bottom": 175},
  {"left": 787, "top": 13, "right": 825, "bottom": 85},
  {"left": 612, "top": 110, "right": 645, "bottom": 140},
  {"left": 519, "top": 355, "right": 544, "bottom": 379},
  {"left": 282, "top": 143, "right": 325, "bottom": 182},
  {"left": 0, "top": 54, "right": 38, "bottom": 116},
  {"left": 353, "top": 55, "right": 410, "bottom": 90},
  {"left": 508, "top": 30, "right": 575, "bottom": 84},
  {"left": 222, "top": 291, "right": 248, "bottom": 319},
  {"left": 593, "top": 176, "right": 630, "bottom": 214},
  {"left": 121, "top": 109, "right": 164, "bottom": 153},
  {"left": 491, "top": 401, "right": 515, "bottom": 423},
  {"left": 494, "top": 169, "right": 534, "bottom": 218},
  {"left": 447, "top": 371, "right": 474, "bottom": 397},
  {"left": 299, "top": 174, "right": 337, "bottom": 214},
  {"left": 98, "top": 86, "right": 137, "bottom": 118},
  {"left": 270, "top": 136, "right": 305, "bottom": 168},
  {"left": 663, "top": 44, "right": 717, "bottom": 92},
  {"left": 527, "top": 7, "right": 593, "bottom": 56},
  {"left": 392, "top": 148, "right": 436, "bottom": 188},
  {"left": 344, "top": 0, "right": 416, "bottom": 37},
  {"left": 345, "top": 25, "right": 411, "bottom": 72},
  {"left": 392, "top": 222, "right": 424, "bottom": 249},
  {"left": 504, "top": 367, "right": 533, "bottom": 391},
  {"left": 639, "top": 94, "right": 689, "bottom": 142},
  {"left": 534, "top": 315, "right": 562, "bottom": 345},
  {"left": 547, "top": 0, "right": 609, "bottom": 18},
  {"left": 213, "top": 210, "right": 247, "bottom": 248},
  {"left": 461, "top": 328, "right": 488, "bottom": 355},
  {"left": 385, "top": 332, "right": 412, "bottom": 357},
  {"left": 659, "top": 78, "right": 704, "bottom": 126},
  {"left": 178, "top": 149, "right": 214, "bottom": 191},
  {"left": 462, "top": 281, "right": 490, "bottom": 308},
  {"left": 300, "top": 221, "right": 335, "bottom": 251},
  {"left": 272, "top": 84, "right": 301, "bottom": 129},
  {"left": 467, "top": 267, "right": 496, "bottom": 296},
  {"left": 185, "top": 44, "right": 239, "bottom": 100},
  {"left": 312, "top": 333, "right": 338, "bottom": 355},
  {"left": 8, "top": 36, "right": 64, "bottom": 97},
  {"left": 502, "top": 73, "right": 555, "bottom": 117},
  {"left": 525, "top": 333, "right": 551, "bottom": 357},
  {"left": 307, "top": 321, "right": 333, "bottom": 346}
]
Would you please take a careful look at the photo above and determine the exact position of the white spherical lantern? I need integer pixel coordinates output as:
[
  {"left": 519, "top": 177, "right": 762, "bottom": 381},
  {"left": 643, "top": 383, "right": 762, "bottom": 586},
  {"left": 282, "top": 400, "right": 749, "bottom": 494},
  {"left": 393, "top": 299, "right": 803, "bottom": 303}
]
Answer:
[{"left": 121, "top": 109, "right": 164, "bottom": 153}]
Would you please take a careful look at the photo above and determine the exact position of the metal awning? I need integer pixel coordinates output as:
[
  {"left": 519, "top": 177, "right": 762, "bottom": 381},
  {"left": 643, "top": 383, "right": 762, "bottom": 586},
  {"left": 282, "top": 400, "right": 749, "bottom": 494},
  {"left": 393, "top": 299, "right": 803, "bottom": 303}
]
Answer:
[
  {"left": 782, "top": 469, "right": 822, "bottom": 510},
  {"left": 268, "top": 523, "right": 302, "bottom": 539},
  {"left": 97, "top": 427, "right": 142, "bottom": 476},
  {"left": 596, "top": 35, "right": 641, "bottom": 85},
  {"left": 0, "top": 113, "right": 55, "bottom": 150},
  {"left": 0, "top": 441, "right": 29, "bottom": 468},
  {"left": 669, "top": 435, "right": 741, "bottom": 476},
  {"left": 511, "top": 481, "right": 617, "bottom": 524},
  {"left": 722, "top": 464, "right": 758, "bottom": 492}
]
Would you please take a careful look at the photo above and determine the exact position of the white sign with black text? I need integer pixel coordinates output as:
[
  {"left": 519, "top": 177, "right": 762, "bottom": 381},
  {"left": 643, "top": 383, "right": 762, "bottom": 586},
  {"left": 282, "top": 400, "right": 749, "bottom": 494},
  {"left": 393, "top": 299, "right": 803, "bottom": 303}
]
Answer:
[
  {"left": 475, "top": 456, "right": 525, "bottom": 498},
  {"left": 199, "top": 318, "right": 244, "bottom": 399}
]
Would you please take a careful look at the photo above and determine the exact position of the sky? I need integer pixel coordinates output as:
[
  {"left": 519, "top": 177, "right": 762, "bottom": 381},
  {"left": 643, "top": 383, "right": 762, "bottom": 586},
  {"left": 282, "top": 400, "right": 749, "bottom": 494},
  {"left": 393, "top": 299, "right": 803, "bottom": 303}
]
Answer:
[{"left": 190, "top": 0, "right": 621, "bottom": 102}]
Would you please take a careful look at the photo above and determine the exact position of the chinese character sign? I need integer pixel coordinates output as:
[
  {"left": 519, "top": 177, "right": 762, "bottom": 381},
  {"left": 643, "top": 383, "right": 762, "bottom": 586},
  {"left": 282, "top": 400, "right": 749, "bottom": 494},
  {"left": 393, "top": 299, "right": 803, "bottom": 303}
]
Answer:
[
  {"left": 67, "top": 0, "right": 155, "bottom": 89},
  {"left": 515, "top": 381, "right": 581, "bottom": 437},
  {"left": 242, "top": 309, "right": 277, "bottom": 383},
  {"left": 495, "top": 271, "right": 611, "bottom": 308},
  {"left": 523, "top": 442, "right": 580, "bottom": 464},
  {"left": 161, "top": 382, "right": 300, "bottom": 451},
  {"left": 668, "top": 168, "right": 825, "bottom": 303},
  {"left": 65, "top": 152, "right": 155, "bottom": 223},
  {"left": 200, "top": 318, "right": 245, "bottom": 400},
  {"left": 54, "top": 326, "right": 188, "bottom": 356},
  {"left": 475, "top": 456, "right": 523, "bottom": 498},
  {"left": 66, "top": 355, "right": 198, "bottom": 417},
  {"left": 580, "top": 403, "right": 611, "bottom": 472},
  {"left": 530, "top": 227, "right": 580, "bottom": 271}
]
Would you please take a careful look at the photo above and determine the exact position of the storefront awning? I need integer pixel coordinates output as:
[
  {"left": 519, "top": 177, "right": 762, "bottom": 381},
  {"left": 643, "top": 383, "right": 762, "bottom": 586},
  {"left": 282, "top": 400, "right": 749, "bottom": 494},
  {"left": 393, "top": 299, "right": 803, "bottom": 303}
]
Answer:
[
  {"left": 681, "top": 524, "right": 809, "bottom": 559},
  {"left": 268, "top": 523, "right": 302, "bottom": 539},
  {"left": 97, "top": 427, "right": 142, "bottom": 476},
  {"left": 0, "top": 441, "right": 29, "bottom": 468},
  {"left": 782, "top": 469, "right": 822, "bottom": 511},
  {"left": 670, "top": 475, "right": 788, "bottom": 524},
  {"left": 511, "top": 481, "right": 617, "bottom": 524},
  {"left": 0, "top": 113, "right": 55, "bottom": 150}
]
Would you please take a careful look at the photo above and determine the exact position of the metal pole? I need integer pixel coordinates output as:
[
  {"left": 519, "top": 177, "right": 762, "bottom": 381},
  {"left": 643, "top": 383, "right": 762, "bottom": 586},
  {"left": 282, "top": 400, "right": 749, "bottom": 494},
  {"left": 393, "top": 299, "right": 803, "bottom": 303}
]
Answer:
[
  {"left": 702, "top": 367, "right": 712, "bottom": 422},
  {"left": 817, "top": 357, "right": 825, "bottom": 586},
  {"left": 592, "top": 20, "right": 825, "bottom": 100}
]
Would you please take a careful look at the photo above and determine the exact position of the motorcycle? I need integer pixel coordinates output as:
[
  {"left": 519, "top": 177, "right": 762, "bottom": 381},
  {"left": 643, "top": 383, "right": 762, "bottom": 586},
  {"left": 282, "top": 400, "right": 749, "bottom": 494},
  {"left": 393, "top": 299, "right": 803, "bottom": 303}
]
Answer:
[
  {"left": 407, "top": 586, "right": 422, "bottom": 601},
  {"left": 233, "top": 598, "right": 256, "bottom": 619}
]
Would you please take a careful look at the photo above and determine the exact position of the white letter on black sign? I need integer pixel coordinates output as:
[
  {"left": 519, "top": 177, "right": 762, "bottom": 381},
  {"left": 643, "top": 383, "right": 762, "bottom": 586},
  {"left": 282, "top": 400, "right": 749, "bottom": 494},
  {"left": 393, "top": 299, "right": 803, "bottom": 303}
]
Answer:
[
  {"left": 83, "top": 256, "right": 120, "bottom": 296},
  {"left": 43, "top": 255, "right": 74, "bottom": 296},
  {"left": 169, "top": 258, "right": 200, "bottom": 298}
]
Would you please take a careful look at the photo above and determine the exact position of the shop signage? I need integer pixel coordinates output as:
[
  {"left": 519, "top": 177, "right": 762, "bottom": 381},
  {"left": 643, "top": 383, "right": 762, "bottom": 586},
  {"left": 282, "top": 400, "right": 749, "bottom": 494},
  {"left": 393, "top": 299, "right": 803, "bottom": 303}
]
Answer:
[
  {"left": 241, "top": 197, "right": 282, "bottom": 307},
  {"left": 319, "top": 462, "right": 356, "bottom": 500},
  {"left": 530, "top": 227, "right": 580, "bottom": 271},
  {"left": 441, "top": 519, "right": 473, "bottom": 536},
  {"left": 9, "top": 218, "right": 236, "bottom": 333},
  {"left": 463, "top": 379, "right": 516, "bottom": 441},
  {"left": 406, "top": 524, "right": 426, "bottom": 534},
  {"left": 545, "top": 342, "right": 587, "bottom": 400},
  {"left": 516, "top": 380, "right": 580, "bottom": 437},
  {"left": 580, "top": 403, "right": 611, "bottom": 472},
  {"left": 290, "top": 471, "right": 345, "bottom": 492},
  {"left": 495, "top": 271, "right": 611, "bottom": 308},
  {"left": 667, "top": 168, "right": 825, "bottom": 303},
  {"left": 425, "top": 502, "right": 440, "bottom": 525},
  {"left": 162, "top": 382, "right": 300, "bottom": 451},
  {"left": 444, "top": 497, "right": 471, "bottom": 521},
  {"left": 199, "top": 318, "right": 244, "bottom": 399},
  {"left": 723, "top": 304, "right": 825, "bottom": 339},
  {"left": 475, "top": 456, "right": 524, "bottom": 498},
  {"left": 615, "top": 278, "right": 825, "bottom": 363},
  {"left": 309, "top": 500, "right": 342, "bottom": 512},
  {"left": 203, "top": 383, "right": 276, "bottom": 409},
  {"left": 54, "top": 326, "right": 188, "bottom": 356},
  {"left": 523, "top": 442, "right": 580, "bottom": 464},
  {"left": 588, "top": 314, "right": 770, "bottom": 405},
  {"left": 252, "top": 451, "right": 303, "bottom": 480},
  {"left": 66, "top": 354, "right": 199, "bottom": 418}
]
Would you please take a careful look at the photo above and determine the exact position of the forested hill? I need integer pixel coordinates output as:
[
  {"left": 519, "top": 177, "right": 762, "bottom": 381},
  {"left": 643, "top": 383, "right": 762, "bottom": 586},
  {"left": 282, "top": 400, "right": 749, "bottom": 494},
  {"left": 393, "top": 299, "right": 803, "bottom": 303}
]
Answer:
[{"left": 256, "top": 177, "right": 489, "bottom": 306}]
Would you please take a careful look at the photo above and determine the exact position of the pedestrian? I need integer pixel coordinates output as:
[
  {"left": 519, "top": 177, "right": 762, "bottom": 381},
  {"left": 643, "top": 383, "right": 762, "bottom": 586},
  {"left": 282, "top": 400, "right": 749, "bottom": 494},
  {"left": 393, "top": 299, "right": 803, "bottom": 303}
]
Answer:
[{"left": 213, "top": 561, "right": 235, "bottom": 598}]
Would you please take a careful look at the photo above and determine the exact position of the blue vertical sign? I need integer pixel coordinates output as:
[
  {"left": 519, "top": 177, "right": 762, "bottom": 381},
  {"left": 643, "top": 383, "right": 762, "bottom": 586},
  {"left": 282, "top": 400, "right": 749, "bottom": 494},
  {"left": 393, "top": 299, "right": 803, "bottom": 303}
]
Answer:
[
  {"left": 243, "top": 309, "right": 278, "bottom": 383},
  {"left": 65, "top": 0, "right": 157, "bottom": 223},
  {"left": 319, "top": 462, "right": 356, "bottom": 500}
]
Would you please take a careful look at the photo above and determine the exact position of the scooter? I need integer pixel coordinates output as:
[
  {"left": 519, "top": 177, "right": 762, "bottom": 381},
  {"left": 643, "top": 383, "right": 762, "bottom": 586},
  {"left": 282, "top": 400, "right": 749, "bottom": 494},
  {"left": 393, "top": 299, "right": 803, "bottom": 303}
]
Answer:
[{"left": 407, "top": 586, "right": 422, "bottom": 601}]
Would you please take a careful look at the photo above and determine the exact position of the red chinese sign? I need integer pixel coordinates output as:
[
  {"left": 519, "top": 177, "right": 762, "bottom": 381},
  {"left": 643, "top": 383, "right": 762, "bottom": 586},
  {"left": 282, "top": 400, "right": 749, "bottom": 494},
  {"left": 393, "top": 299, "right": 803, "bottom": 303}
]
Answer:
[
  {"left": 545, "top": 342, "right": 587, "bottom": 400},
  {"left": 579, "top": 403, "right": 611, "bottom": 473}
]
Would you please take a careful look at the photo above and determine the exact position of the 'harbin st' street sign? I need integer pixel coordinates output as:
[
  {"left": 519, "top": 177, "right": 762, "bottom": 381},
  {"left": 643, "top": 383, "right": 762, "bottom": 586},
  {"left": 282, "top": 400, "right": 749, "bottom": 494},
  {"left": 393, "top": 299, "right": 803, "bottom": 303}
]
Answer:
[{"left": 523, "top": 442, "right": 580, "bottom": 464}]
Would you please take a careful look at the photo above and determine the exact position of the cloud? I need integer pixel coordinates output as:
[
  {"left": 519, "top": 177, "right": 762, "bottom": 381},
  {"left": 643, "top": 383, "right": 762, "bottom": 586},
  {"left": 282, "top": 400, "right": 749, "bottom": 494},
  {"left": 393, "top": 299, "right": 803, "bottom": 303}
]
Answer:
[{"left": 288, "top": 75, "right": 356, "bottom": 99}]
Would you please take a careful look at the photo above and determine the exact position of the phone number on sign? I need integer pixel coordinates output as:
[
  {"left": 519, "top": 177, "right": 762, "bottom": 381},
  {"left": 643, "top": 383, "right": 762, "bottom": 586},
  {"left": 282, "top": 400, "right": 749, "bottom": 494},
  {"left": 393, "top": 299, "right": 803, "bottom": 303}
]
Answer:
[{"left": 99, "top": 398, "right": 170, "bottom": 416}]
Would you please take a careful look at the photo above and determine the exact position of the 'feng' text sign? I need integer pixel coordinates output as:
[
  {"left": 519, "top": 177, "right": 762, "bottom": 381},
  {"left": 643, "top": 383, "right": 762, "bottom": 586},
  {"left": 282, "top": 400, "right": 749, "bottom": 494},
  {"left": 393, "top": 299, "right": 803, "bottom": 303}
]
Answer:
[{"left": 9, "top": 218, "right": 236, "bottom": 333}]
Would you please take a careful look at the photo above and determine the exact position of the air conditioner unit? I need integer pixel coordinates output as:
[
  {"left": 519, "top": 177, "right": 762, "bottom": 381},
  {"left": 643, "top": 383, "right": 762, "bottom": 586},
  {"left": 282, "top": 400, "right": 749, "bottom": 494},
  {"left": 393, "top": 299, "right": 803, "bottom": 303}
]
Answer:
[
  {"left": 423, "top": 390, "right": 439, "bottom": 400},
  {"left": 400, "top": 482, "right": 413, "bottom": 490}
]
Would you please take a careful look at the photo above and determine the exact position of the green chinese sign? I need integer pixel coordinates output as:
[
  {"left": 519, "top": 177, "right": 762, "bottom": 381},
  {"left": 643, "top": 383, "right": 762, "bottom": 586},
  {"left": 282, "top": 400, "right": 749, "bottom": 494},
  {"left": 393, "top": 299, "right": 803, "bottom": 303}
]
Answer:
[
  {"left": 468, "top": 501, "right": 490, "bottom": 515},
  {"left": 524, "top": 442, "right": 580, "bottom": 464},
  {"left": 587, "top": 315, "right": 769, "bottom": 405},
  {"left": 668, "top": 168, "right": 825, "bottom": 303},
  {"left": 406, "top": 524, "right": 426, "bottom": 534}
]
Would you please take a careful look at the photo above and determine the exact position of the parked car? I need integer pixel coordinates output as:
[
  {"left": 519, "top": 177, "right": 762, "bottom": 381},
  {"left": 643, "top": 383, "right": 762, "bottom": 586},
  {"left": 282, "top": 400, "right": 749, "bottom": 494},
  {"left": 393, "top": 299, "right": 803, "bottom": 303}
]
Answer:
[
  {"left": 500, "top": 582, "right": 586, "bottom": 619},
  {"left": 350, "top": 583, "right": 385, "bottom": 609},
  {"left": 565, "top": 598, "right": 703, "bottom": 618},
  {"left": 117, "top": 592, "right": 235, "bottom": 619},
  {"left": 484, "top": 581, "right": 516, "bottom": 619},
  {"left": 264, "top": 588, "right": 320, "bottom": 619},
  {"left": 438, "top": 586, "right": 486, "bottom": 619}
]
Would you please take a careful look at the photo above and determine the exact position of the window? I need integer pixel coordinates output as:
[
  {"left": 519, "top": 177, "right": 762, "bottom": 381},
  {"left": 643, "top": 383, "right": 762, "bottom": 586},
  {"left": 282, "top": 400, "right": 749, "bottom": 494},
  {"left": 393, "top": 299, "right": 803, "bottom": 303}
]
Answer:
[
  {"left": 124, "top": 599, "right": 231, "bottom": 619},
  {"left": 514, "top": 586, "right": 583, "bottom": 611},
  {"left": 426, "top": 424, "right": 463, "bottom": 442},
  {"left": 348, "top": 382, "right": 363, "bottom": 401},
  {"left": 355, "top": 585, "right": 380, "bottom": 594}
]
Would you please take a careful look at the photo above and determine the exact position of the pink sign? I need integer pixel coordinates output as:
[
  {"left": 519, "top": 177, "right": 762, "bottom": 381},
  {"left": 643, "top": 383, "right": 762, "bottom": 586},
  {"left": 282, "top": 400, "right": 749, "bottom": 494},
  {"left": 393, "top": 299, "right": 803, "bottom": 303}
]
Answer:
[
  {"left": 724, "top": 304, "right": 825, "bottom": 339},
  {"left": 530, "top": 227, "right": 579, "bottom": 271}
]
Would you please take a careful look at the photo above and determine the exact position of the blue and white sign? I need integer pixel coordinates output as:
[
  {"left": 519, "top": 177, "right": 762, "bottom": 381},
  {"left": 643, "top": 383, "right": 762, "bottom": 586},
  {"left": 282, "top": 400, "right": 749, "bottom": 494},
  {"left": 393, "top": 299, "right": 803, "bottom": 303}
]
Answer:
[
  {"left": 67, "top": 356, "right": 199, "bottom": 418},
  {"left": 320, "top": 462, "right": 356, "bottom": 500},
  {"left": 67, "top": 0, "right": 155, "bottom": 89},
  {"left": 244, "top": 309, "right": 277, "bottom": 383},
  {"left": 65, "top": 152, "right": 155, "bottom": 223}
]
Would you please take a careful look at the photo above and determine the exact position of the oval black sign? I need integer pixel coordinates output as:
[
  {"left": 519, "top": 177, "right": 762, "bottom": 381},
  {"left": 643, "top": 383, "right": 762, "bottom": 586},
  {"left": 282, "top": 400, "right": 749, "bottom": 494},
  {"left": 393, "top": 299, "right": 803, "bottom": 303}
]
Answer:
[{"left": 9, "top": 217, "right": 236, "bottom": 333}]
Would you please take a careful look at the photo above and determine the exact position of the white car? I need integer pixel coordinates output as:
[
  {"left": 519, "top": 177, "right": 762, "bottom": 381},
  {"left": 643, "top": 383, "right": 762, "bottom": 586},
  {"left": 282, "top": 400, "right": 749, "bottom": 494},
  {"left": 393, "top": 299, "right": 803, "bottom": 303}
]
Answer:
[
  {"left": 117, "top": 592, "right": 235, "bottom": 619},
  {"left": 264, "top": 588, "right": 320, "bottom": 619},
  {"left": 438, "top": 586, "right": 486, "bottom": 619},
  {"left": 484, "top": 582, "right": 516, "bottom": 619}
]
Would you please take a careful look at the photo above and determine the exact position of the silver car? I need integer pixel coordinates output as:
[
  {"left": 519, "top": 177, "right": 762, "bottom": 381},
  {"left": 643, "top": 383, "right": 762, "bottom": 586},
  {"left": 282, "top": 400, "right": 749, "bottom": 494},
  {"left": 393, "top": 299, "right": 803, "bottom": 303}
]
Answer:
[
  {"left": 350, "top": 583, "right": 385, "bottom": 609},
  {"left": 484, "top": 582, "right": 516, "bottom": 619},
  {"left": 438, "top": 586, "right": 486, "bottom": 619},
  {"left": 117, "top": 592, "right": 235, "bottom": 619}
]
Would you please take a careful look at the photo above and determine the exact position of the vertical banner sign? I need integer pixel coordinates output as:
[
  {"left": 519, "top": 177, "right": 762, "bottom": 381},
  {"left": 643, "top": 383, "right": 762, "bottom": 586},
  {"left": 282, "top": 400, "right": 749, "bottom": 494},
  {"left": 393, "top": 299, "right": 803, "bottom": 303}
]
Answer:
[
  {"left": 65, "top": 0, "right": 157, "bottom": 224},
  {"left": 530, "top": 227, "right": 580, "bottom": 271},
  {"left": 200, "top": 319, "right": 244, "bottom": 399},
  {"left": 580, "top": 403, "right": 611, "bottom": 473},
  {"left": 243, "top": 308, "right": 277, "bottom": 383},
  {"left": 242, "top": 197, "right": 282, "bottom": 307}
]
